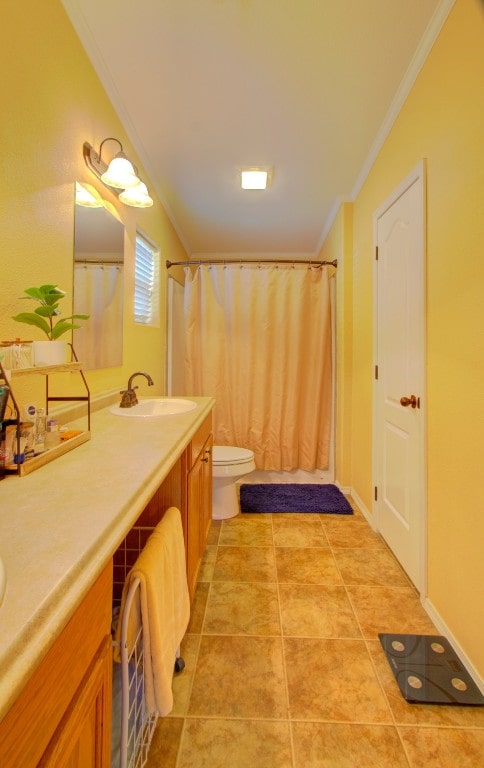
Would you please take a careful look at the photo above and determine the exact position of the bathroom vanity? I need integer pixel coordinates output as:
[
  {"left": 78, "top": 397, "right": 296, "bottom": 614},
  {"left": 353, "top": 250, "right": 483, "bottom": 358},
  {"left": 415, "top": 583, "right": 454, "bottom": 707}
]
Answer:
[{"left": 0, "top": 396, "right": 214, "bottom": 767}]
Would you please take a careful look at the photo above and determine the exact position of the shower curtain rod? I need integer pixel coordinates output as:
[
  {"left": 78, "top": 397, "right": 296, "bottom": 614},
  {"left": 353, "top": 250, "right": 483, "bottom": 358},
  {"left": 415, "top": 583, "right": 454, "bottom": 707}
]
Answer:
[{"left": 166, "top": 258, "right": 337, "bottom": 269}]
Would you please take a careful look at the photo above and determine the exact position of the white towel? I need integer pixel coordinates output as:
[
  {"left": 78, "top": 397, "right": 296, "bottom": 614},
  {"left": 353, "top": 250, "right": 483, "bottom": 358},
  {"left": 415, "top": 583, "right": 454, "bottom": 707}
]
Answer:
[{"left": 116, "top": 506, "right": 190, "bottom": 716}]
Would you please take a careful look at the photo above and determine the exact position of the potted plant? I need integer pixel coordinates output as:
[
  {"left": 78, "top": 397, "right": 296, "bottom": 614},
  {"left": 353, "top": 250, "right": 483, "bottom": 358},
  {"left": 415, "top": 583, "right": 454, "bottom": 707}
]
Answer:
[{"left": 12, "top": 284, "right": 89, "bottom": 366}]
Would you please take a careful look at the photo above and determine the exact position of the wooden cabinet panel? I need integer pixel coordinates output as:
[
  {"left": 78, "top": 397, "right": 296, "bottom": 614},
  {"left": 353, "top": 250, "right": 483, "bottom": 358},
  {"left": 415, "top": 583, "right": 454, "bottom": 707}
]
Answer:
[
  {"left": 113, "top": 414, "right": 213, "bottom": 606},
  {"left": 134, "top": 456, "right": 186, "bottom": 529},
  {"left": 0, "top": 562, "right": 112, "bottom": 768},
  {"left": 39, "top": 635, "right": 112, "bottom": 768},
  {"left": 187, "top": 454, "right": 202, "bottom": 599},
  {"left": 187, "top": 414, "right": 212, "bottom": 465},
  {"left": 200, "top": 434, "right": 213, "bottom": 553},
  {"left": 187, "top": 431, "right": 213, "bottom": 601}
]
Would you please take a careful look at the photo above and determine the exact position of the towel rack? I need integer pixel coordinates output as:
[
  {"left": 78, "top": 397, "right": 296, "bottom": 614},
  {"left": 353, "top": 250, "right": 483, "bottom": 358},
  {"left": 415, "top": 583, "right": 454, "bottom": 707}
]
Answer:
[
  {"left": 118, "top": 577, "right": 157, "bottom": 768},
  {"left": 115, "top": 577, "right": 186, "bottom": 768}
]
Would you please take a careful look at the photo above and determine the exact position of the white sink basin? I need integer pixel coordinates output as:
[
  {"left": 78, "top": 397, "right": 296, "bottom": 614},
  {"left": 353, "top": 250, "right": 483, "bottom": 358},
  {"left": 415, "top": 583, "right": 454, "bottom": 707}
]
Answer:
[
  {"left": 0, "top": 557, "right": 6, "bottom": 608},
  {"left": 109, "top": 398, "right": 197, "bottom": 418}
]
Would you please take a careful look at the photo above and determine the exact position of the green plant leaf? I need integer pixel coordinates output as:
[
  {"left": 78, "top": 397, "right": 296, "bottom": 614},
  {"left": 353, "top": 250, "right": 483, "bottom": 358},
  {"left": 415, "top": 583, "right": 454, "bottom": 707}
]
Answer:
[
  {"left": 21, "top": 287, "right": 45, "bottom": 301},
  {"left": 35, "top": 305, "right": 60, "bottom": 318},
  {"left": 50, "top": 321, "right": 79, "bottom": 339},
  {"left": 14, "top": 285, "right": 88, "bottom": 340},
  {"left": 11, "top": 312, "right": 51, "bottom": 336},
  {"left": 63, "top": 314, "right": 90, "bottom": 322}
]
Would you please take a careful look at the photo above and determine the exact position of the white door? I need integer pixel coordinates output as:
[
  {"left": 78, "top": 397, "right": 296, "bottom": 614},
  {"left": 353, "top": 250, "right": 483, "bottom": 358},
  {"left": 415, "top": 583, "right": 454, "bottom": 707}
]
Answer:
[{"left": 373, "top": 162, "right": 426, "bottom": 592}]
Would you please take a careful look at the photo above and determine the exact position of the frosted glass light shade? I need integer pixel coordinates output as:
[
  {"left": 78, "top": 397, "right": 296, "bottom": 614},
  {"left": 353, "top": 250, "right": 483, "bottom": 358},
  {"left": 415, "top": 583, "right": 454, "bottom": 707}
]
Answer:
[
  {"left": 119, "top": 181, "right": 154, "bottom": 208},
  {"left": 101, "top": 154, "right": 139, "bottom": 188},
  {"left": 75, "top": 181, "right": 103, "bottom": 208}
]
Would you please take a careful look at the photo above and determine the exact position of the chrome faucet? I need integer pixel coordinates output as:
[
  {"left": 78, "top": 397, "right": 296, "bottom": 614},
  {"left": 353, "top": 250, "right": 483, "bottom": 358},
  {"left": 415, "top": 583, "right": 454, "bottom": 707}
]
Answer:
[{"left": 119, "top": 371, "right": 154, "bottom": 407}]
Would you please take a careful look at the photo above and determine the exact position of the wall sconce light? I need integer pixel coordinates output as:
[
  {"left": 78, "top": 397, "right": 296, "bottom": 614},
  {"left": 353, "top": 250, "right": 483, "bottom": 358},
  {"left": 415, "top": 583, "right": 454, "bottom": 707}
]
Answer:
[{"left": 83, "top": 138, "right": 153, "bottom": 208}]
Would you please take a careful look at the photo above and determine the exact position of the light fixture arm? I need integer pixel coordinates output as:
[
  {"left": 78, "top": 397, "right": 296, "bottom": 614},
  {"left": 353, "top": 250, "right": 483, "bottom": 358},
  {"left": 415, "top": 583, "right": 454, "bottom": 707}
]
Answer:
[
  {"left": 98, "top": 137, "right": 124, "bottom": 163},
  {"left": 83, "top": 141, "right": 109, "bottom": 180}
]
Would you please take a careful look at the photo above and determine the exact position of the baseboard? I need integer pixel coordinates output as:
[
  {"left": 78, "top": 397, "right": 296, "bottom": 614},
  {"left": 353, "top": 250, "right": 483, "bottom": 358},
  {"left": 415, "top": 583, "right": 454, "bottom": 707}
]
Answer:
[
  {"left": 422, "top": 598, "right": 484, "bottom": 695},
  {"left": 336, "top": 483, "right": 484, "bottom": 696},
  {"left": 337, "top": 484, "right": 375, "bottom": 528}
]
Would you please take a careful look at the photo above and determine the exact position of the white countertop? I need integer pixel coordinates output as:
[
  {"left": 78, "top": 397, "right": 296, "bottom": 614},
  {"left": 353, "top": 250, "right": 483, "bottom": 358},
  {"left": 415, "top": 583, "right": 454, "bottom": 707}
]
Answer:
[{"left": 0, "top": 396, "right": 215, "bottom": 721}]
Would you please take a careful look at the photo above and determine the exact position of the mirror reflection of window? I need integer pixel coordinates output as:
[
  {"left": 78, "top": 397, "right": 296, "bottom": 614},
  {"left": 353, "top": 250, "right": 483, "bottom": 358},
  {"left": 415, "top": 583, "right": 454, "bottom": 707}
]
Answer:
[{"left": 73, "top": 183, "right": 125, "bottom": 370}]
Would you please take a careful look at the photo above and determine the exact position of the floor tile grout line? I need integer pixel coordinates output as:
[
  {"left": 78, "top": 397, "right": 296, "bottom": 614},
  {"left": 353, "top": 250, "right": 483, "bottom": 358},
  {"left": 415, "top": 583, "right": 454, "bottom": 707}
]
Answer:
[
  {"left": 326, "top": 508, "right": 401, "bottom": 732},
  {"left": 164, "top": 510, "right": 484, "bottom": 768},
  {"left": 272, "top": 514, "right": 298, "bottom": 768},
  {"left": 394, "top": 724, "right": 416, "bottom": 768},
  {"left": 336, "top": 545, "right": 402, "bottom": 731},
  {"left": 175, "top": 713, "right": 415, "bottom": 726}
]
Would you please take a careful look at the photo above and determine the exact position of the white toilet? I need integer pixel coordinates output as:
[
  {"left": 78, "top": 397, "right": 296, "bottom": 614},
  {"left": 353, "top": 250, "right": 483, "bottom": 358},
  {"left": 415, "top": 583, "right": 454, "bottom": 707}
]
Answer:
[{"left": 212, "top": 445, "right": 256, "bottom": 520}]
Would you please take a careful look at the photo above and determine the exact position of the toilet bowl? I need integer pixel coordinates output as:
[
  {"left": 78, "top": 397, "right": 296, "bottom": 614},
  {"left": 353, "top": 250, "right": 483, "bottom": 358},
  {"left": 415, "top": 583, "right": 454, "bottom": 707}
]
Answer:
[{"left": 212, "top": 445, "right": 256, "bottom": 520}]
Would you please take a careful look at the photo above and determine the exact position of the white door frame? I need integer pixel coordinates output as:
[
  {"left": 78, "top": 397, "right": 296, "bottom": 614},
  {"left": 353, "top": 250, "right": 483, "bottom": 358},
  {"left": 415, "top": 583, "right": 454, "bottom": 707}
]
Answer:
[{"left": 372, "top": 159, "right": 427, "bottom": 596}]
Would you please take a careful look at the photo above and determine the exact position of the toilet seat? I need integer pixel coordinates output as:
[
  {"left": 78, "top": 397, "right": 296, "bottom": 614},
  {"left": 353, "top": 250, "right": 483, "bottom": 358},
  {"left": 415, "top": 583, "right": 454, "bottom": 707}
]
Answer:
[{"left": 212, "top": 445, "right": 254, "bottom": 466}]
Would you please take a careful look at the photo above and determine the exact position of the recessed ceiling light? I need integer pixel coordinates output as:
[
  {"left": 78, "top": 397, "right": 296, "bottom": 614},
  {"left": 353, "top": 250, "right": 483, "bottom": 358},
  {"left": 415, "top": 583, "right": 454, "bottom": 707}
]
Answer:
[{"left": 240, "top": 167, "right": 273, "bottom": 190}]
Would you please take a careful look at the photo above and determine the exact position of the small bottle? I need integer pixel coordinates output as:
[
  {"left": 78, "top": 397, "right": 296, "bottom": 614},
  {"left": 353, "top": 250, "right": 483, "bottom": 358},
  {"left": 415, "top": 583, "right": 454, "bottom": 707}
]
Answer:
[
  {"left": 35, "top": 407, "right": 47, "bottom": 453},
  {"left": 45, "top": 418, "right": 60, "bottom": 449}
]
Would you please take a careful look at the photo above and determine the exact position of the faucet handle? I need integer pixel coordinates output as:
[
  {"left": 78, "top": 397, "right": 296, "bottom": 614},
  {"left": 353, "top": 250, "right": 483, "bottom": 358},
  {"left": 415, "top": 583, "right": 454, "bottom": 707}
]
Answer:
[{"left": 119, "top": 385, "right": 139, "bottom": 408}]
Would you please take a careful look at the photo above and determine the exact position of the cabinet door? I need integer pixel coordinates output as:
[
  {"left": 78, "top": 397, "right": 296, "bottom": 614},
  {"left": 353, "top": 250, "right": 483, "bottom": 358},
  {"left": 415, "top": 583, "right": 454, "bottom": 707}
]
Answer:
[
  {"left": 0, "top": 563, "right": 112, "bottom": 768},
  {"left": 187, "top": 451, "right": 203, "bottom": 599},
  {"left": 187, "top": 432, "right": 213, "bottom": 600},
  {"left": 39, "top": 636, "right": 112, "bottom": 768},
  {"left": 200, "top": 434, "right": 213, "bottom": 552}
]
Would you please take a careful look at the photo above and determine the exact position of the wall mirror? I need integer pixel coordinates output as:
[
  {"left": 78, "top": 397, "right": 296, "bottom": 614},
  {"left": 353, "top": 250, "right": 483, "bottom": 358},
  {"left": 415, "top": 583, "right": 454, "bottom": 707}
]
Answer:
[{"left": 72, "top": 182, "right": 125, "bottom": 370}]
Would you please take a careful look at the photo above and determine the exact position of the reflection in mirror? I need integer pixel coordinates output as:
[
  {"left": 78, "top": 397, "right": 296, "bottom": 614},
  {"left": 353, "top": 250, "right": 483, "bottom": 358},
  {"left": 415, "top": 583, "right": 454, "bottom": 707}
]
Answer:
[{"left": 73, "top": 183, "right": 125, "bottom": 370}]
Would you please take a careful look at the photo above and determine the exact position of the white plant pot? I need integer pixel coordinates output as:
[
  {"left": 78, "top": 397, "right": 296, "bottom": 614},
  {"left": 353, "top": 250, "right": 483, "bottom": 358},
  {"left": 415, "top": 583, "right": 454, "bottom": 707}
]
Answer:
[{"left": 33, "top": 340, "right": 68, "bottom": 366}]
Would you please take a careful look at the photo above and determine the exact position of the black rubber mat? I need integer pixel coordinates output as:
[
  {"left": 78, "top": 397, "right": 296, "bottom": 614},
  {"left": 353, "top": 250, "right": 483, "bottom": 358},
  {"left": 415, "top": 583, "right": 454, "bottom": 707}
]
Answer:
[{"left": 379, "top": 633, "right": 484, "bottom": 705}]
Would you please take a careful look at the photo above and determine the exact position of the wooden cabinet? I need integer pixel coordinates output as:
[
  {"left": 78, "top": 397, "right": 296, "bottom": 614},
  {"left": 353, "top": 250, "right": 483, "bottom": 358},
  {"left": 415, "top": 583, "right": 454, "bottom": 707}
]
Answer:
[
  {"left": 0, "top": 563, "right": 113, "bottom": 768},
  {"left": 187, "top": 430, "right": 213, "bottom": 599},
  {"left": 39, "top": 635, "right": 112, "bottom": 768},
  {"left": 186, "top": 417, "right": 213, "bottom": 600},
  {"left": 0, "top": 405, "right": 214, "bottom": 768},
  {"left": 114, "top": 412, "right": 213, "bottom": 605}
]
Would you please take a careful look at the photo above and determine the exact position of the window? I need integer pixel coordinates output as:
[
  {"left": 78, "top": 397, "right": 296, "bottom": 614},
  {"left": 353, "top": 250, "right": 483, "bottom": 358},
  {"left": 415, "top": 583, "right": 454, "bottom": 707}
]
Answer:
[{"left": 134, "top": 233, "right": 160, "bottom": 325}]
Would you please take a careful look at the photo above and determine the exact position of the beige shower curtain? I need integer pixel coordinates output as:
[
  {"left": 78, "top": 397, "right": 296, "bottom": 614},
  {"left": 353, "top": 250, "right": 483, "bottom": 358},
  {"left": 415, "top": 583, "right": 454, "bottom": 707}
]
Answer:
[{"left": 184, "top": 263, "right": 332, "bottom": 471}]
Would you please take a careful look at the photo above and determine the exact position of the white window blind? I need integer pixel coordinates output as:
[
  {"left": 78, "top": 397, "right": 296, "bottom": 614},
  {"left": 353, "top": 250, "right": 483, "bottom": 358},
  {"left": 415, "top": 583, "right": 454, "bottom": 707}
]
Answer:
[{"left": 134, "top": 233, "right": 159, "bottom": 325}]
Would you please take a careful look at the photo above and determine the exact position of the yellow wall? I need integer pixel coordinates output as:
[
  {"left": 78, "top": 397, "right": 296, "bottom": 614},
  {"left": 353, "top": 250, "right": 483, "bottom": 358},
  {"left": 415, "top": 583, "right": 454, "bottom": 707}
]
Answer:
[
  {"left": 0, "top": 0, "right": 188, "bottom": 406},
  {"left": 319, "top": 204, "right": 353, "bottom": 487},
  {"left": 2, "top": 0, "right": 483, "bottom": 680},
  {"left": 325, "top": 0, "right": 484, "bottom": 678}
]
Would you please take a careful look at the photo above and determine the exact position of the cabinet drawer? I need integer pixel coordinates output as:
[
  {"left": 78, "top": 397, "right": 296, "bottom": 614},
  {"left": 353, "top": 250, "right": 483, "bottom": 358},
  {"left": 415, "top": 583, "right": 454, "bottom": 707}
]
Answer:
[{"left": 188, "top": 414, "right": 212, "bottom": 464}]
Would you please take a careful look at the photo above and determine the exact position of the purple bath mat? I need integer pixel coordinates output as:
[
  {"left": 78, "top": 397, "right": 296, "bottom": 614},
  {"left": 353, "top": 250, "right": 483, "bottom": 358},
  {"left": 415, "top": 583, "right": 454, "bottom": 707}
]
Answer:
[{"left": 239, "top": 483, "right": 353, "bottom": 514}]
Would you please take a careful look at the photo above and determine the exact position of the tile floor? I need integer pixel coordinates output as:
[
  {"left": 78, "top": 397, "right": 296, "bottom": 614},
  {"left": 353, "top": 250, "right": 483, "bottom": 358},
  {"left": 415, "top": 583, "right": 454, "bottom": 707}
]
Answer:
[{"left": 146, "top": 496, "right": 484, "bottom": 767}]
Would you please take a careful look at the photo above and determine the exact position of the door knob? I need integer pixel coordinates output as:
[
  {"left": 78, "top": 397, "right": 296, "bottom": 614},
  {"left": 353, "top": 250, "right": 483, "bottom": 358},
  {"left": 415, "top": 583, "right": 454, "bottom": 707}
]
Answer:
[{"left": 400, "top": 395, "right": 418, "bottom": 408}]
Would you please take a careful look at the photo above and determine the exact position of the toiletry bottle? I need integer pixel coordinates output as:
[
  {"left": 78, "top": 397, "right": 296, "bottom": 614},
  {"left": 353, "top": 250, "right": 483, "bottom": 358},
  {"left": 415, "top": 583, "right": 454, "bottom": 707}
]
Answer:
[
  {"left": 45, "top": 418, "right": 60, "bottom": 449},
  {"left": 0, "top": 423, "right": 5, "bottom": 480},
  {"left": 35, "top": 407, "right": 46, "bottom": 453},
  {"left": 0, "top": 385, "right": 9, "bottom": 423}
]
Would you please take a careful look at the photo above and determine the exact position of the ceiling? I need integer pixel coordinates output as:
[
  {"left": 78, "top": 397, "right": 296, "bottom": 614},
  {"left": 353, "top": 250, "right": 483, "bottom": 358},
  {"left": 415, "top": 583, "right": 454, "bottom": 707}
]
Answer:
[{"left": 62, "top": 0, "right": 447, "bottom": 258}]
